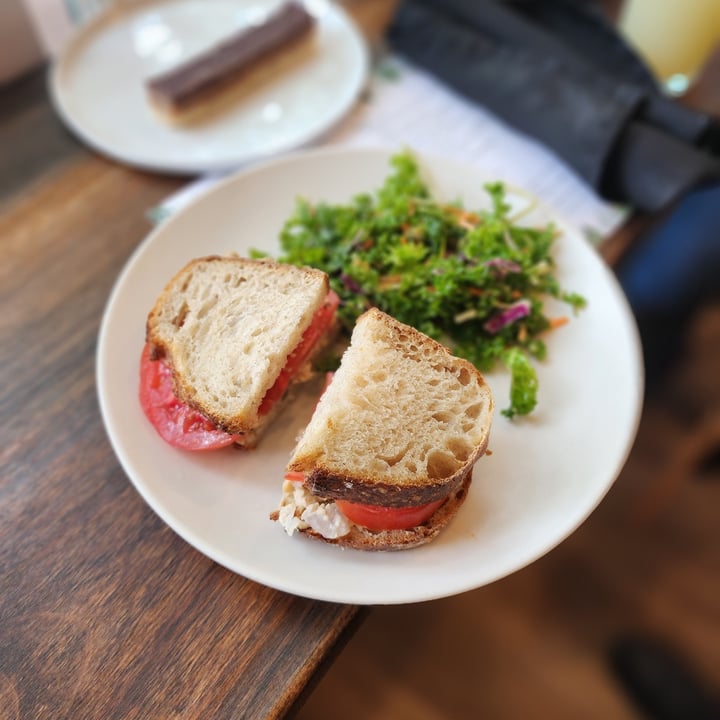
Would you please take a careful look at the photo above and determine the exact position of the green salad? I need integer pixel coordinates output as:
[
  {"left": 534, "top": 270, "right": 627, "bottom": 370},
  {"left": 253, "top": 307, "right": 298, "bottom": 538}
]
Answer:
[{"left": 259, "top": 151, "right": 586, "bottom": 418}]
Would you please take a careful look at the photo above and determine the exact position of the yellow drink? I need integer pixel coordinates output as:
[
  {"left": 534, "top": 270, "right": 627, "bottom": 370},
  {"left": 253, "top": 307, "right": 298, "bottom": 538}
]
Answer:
[{"left": 619, "top": 0, "right": 720, "bottom": 93}]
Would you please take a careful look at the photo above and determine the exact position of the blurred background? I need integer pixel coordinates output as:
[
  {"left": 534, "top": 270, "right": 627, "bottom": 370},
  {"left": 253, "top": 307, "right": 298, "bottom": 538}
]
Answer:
[{"left": 3, "top": 1, "right": 718, "bottom": 718}]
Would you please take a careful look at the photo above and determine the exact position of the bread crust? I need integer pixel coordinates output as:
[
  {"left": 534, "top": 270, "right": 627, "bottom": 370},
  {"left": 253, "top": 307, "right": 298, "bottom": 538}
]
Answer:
[
  {"left": 302, "top": 429, "right": 489, "bottom": 507},
  {"left": 296, "top": 468, "right": 474, "bottom": 551}
]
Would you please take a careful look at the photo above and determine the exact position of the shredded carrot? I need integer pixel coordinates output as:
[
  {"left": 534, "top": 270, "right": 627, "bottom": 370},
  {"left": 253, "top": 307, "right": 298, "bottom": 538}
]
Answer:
[
  {"left": 445, "top": 205, "right": 480, "bottom": 229},
  {"left": 468, "top": 287, "right": 486, "bottom": 296},
  {"left": 378, "top": 274, "right": 403, "bottom": 290},
  {"left": 549, "top": 316, "right": 569, "bottom": 329}
]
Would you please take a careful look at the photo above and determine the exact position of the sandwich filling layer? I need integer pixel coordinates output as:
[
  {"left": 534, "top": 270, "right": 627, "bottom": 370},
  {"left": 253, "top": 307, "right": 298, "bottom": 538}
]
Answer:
[
  {"left": 278, "top": 476, "right": 451, "bottom": 538},
  {"left": 278, "top": 479, "right": 353, "bottom": 539},
  {"left": 274, "top": 471, "right": 476, "bottom": 552}
]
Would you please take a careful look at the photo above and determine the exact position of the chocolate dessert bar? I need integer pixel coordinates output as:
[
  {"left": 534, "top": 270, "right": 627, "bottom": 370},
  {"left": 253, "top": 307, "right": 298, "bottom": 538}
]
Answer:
[{"left": 146, "top": 2, "right": 315, "bottom": 117}]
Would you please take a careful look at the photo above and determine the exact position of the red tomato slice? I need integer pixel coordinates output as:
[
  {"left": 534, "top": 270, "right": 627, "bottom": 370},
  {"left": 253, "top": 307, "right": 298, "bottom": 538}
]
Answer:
[
  {"left": 139, "top": 343, "right": 239, "bottom": 451},
  {"left": 335, "top": 497, "right": 447, "bottom": 531},
  {"left": 259, "top": 290, "right": 340, "bottom": 415}
]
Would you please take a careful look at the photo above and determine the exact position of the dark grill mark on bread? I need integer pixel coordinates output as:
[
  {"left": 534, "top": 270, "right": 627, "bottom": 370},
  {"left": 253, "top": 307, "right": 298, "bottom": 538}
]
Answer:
[{"left": 304, "top": 465, "right": 468, "bottom": 508}]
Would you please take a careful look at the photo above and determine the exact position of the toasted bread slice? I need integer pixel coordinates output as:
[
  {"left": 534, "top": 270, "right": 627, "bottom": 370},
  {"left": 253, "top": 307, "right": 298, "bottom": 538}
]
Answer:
[
  {"left": 277, "top": 308, "right": 494, "bottom": 549},
  {"left": 288, "top": 308, "right": 494, "bottom": 506},
  {"left": 146, "top": 256, "right": 329, "bottom": 440}
]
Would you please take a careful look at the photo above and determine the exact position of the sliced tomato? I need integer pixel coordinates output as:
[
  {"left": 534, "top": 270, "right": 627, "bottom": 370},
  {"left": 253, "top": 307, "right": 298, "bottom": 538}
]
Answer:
[
  {"left": 284, "top": 471, "right": 307, "bottom": 483},
  {"left": 139, "top": 343, "right": 239, "bottom": 451},
  {"left": 259, "top": 290, "right": 340, "bottom": 415},
  {"left": 335, "top": 497, "right": 447, "bottom": 531}
]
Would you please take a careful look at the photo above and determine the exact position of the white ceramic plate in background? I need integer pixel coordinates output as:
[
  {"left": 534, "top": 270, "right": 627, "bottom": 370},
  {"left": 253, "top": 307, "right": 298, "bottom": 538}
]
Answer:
[
  {"left": 50, "top": 0, "right": 368, "bottom": 173},
  {"left": 96, "top": 147, "right": 643, "bottom": 605}
]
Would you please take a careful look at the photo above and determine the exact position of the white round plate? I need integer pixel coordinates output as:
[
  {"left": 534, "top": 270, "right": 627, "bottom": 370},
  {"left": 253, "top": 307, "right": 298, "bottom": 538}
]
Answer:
[
  {"left": 97, "top": 147, "right": 643, "bottom": 605},
  {"left": 50, "top": 0, "right": 368, "bottom": 174}
]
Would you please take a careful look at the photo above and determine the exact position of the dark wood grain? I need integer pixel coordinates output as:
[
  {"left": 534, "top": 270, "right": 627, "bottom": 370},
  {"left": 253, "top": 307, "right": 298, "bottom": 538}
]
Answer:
[
  {"left": 0, "top": 68, "right": 84, "bottom": 200},
  {"left": 0, "top": 4, "right": 400, "bottom": 717},
  {"left": 0, "top": 146, "right": 366, "bottom": 720}
]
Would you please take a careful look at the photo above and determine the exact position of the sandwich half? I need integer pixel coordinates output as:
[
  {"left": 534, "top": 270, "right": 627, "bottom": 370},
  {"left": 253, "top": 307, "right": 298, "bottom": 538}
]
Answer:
[
  {"left": 140, "top": 255, "right": 338, "bottom": 450},
  {"left": 273, "top": 308, "right": 494, "bottom": 550}
]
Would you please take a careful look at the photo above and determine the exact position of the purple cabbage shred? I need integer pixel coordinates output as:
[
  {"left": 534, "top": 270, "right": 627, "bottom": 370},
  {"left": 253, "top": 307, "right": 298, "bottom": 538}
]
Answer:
[
  {"left": 340, "top": 273, "right": 362, "bottom": 293},
  {"left": 484, "top": 258, "right": 522, "bottom": 277},
  {"left": 483, "top": 299, "right": 531, "bottom": 334}
]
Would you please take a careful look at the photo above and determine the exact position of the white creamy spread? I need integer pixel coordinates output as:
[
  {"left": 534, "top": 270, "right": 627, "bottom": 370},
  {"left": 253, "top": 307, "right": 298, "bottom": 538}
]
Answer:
[{"left": 278, "top": 479, "right": 352, "bottom": 539}]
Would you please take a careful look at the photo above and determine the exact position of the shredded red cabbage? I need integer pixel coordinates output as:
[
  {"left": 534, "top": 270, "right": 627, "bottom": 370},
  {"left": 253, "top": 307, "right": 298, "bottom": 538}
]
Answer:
[
  {"left": 483, "top": 299, "right": 531, "bottom": 333},
  {"left": 484, "top": 258, "right": 522, "bottom": 277},
  {"left": 340, "top": 273, "right": 362, "bottom": 293}
]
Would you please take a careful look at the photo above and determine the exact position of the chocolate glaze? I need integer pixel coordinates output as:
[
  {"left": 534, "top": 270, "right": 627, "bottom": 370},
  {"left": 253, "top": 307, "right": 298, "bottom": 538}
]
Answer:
[{"left": 146, "top": 2, "right": 315, "bottom": 110}]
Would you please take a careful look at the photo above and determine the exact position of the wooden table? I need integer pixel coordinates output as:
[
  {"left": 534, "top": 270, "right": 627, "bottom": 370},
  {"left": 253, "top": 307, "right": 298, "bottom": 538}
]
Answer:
[
  {"left": 0, "top": 4, "right": 398, "bottom": 718},
  {"left": 0, "top": 72, "right": 366, "bottom": 720},
  {"left": 1, "top": 2, "right": 716, "bottom": 718}
]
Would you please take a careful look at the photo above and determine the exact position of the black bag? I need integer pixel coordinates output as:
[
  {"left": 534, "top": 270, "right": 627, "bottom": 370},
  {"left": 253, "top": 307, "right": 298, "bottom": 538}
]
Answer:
[{"left": 389, "top": 0, "right": 720, "bottom": 211}]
